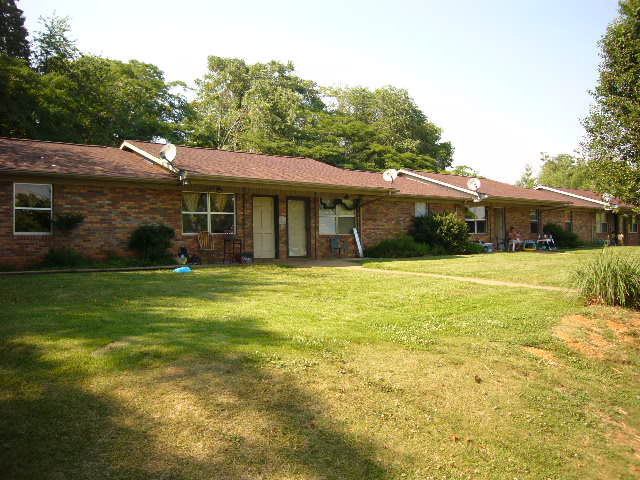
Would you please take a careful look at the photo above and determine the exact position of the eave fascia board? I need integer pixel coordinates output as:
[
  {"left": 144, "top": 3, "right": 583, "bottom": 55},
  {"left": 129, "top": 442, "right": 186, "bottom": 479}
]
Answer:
[
  {"left": 397, "top": 169, "right": 483, "bottom": 199},
  {"left": 120, "top": 141, "right": 180, "bottom": 175},
  {"left": 0, "top": 168, "right": 175, "bottom": 184},
  {"left": 186, "top": 173, "right": 397, "bottom": 194},
  {"left": 535, "top": 185, "right": 610, "bottom": 207},
  {"left": 479, "top": 197, "right": 569, "bottom": 207}
]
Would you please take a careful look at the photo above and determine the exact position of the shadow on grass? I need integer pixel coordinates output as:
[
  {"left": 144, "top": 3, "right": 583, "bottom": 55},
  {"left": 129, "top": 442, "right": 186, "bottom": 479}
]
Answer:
[{"left": 0, "top": 269, "right": 389, "bottom": 479}]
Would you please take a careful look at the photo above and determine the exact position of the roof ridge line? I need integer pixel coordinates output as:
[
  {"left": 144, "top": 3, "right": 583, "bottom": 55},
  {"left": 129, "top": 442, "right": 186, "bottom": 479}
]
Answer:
[
  {"left": 126, "top": 140, "right": 394, "bottom": 175},
  {"left": 0, "top": 136, "right": 115, "bottom": 149},
  {"left": 126, "top": 139, "right": 314, "bottom": 161}
]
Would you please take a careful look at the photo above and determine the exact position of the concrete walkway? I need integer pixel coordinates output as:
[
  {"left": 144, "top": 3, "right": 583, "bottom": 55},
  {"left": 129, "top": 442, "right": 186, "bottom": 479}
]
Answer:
[
  {"left": 353, "top": 266, "right": 573, "bottom": 292},
  {"left": 291, "top": 259, "right": 573, "bottom": 292}
]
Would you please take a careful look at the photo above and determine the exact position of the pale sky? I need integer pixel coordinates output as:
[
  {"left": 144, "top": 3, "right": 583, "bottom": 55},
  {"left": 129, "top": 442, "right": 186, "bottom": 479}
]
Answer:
[{"left": 19, "top": 0, "right": 619, "bottom": 183}]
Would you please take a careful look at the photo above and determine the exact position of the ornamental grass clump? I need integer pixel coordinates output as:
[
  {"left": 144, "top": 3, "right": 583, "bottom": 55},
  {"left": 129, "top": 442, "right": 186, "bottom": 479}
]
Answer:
[{"left": 572, "top": 248, "right": 640, "bottom": 308}]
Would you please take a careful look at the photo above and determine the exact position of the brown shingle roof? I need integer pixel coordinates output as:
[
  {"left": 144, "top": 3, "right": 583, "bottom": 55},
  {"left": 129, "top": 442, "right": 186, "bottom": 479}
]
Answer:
[
  {"left": 536, "top": 186, "right": 633, "bottom": 209},
  {"left": 0, "top": 137, "right": 174, "bottom": 180},
  {"left": 125, "top": 140, "right": 391, "bottom": 190},
  {"left": 0, "top": 137, "right": 581, "bottom": 206},
  {"left": 125, "top": 140, "right": 470, "bottom": 198},
  {"left": 411, "top": 171, "right": 567, "bottom": 204}
]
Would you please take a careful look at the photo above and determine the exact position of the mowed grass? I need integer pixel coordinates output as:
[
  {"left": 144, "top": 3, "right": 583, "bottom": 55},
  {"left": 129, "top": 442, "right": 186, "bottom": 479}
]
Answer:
[
  {"left": 1, "top": 265, "right": 639, "bottom": 479},
  {"left": 360, "top": 247, "right": 640, "bottom": 287}
]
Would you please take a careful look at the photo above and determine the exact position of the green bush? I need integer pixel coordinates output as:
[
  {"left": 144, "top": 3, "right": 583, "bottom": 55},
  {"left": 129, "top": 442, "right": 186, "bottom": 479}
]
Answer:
[
  {"left": 412, "top": 213, "right": 469, "bottom": 254},
  {"left": 463, "top": 241, "right": 485, "bottom": 254},
  {"left": 42, "top": 248, "right": 90, "bottom": 268},
  {"left": 543, "top": 223, "right": 581, "bottom": 249},
  {"left": 128, "top": 224, "right": 175, "bottom": 261},
  {"left": 364, "top": 235, "right": 433, "bottom": 258},
  {"left": 572, "top": 248, "right": 640, "bottom": 308}
]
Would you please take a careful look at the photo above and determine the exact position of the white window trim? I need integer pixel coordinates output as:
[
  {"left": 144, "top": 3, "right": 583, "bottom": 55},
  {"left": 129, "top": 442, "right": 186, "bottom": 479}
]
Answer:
[
  {"left": 181, "top": 191, "right": 236, "bottom": 235},
  {"left": 13, "top": 183, "right": 53, "bottom": 235},
  {"left": 465, "top": 206, "right": 487, "bottom": 234},
  {"left": 631, "top": 216, "right": 639, "bottom": 233},
  {"left": 319, "top": 198, "right": 357, "bottom": 235}
]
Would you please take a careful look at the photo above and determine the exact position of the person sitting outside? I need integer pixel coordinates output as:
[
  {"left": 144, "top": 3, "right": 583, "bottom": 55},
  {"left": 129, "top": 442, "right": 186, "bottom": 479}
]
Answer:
[{"left": 508, "top": 227, "right": 521, "bottom": 252}]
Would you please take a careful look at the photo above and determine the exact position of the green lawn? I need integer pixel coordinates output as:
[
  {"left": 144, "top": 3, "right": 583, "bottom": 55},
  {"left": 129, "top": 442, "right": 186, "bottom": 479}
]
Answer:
[
  {"left": 1, "top": 264, "right": 639, "bottom": 479},
  {"left": 360, "top": 247, "right": 640, "bottom": 287}
]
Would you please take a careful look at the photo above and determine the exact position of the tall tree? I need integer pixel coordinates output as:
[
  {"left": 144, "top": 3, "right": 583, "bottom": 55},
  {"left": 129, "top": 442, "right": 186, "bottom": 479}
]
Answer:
[
  {"left": 0, "top": 0, "right": 30, "bottom": 60},
  {"left": 64, "top": 56, "right": 189, "bottom": 145},
  {"left": 514, "top": 154, "right": 591, "bottom": 189},
  {"left": 31, "top": 13, "right": 79, "bottom": 74},
  {"left": 448, "top": 165, "right": 480, "bottom": 177},
  {"left": 186, "top": 57, "right": 452, "bottom": 172},
  {"left": 0, "top": 55, "right": 41, "bottom": 137},
  {"left": 185, "top": 56, "right": 322, "bottom": 151},
  {"left": 537, "top": 153, "right": 591, "bottom": 189},
  {"left": 327, "top": 86, "right": 453, "bottom": 170},
  {"left": 515, "top": 163, "right": 536, "bottom": 188},
  {"left": 582, "top": 0, "right": 640, "bottom": 205}
]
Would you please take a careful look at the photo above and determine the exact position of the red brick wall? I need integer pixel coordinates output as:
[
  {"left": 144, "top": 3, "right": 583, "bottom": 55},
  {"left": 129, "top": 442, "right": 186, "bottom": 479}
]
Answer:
[
  {"left": 541, "top": 208, "right": 596, "bottom": 243},
  {"left": 0, "top": 180, "right": 183, "bottom": 268},
  {"left": 5, "top": 176, "right": 630, "bottom": 270}
]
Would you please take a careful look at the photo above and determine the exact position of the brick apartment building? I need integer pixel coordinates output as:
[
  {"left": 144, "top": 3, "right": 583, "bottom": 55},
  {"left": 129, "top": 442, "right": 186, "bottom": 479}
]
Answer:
[{"left": 0, "top": 137, "right": 636, "bottom": 269}]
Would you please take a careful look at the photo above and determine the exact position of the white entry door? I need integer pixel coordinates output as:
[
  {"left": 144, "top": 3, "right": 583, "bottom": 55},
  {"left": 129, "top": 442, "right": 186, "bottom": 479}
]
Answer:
[
  {"left": 288, "top": 199, "right": 307, "bottom": 257},
  {"left": 253, "top": 197, "right": 275, "bottom": 258}
]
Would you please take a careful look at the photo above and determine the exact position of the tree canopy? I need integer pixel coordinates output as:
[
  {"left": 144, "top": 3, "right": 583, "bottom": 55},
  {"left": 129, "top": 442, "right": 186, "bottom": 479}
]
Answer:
[
  {"left": 1, "top": 14, "right": 456, "bottom": 173},
  {"left": 0, "top": 13, "right": 189, "bottom": 145},
  {"left": 515, "top": 163, "right": 536, "bottom": 189},
  {"left": 515, "top": 153, "right": 591, "bottom": 190},
  {"left": 0, "top": 0, "right": 30, "bottom": 60},
  {"left": 184, "top": 56, "right": 453, "bottom": 172},
  {"left": 31, "top": 14, "right": 79, "bottom": 74},
  {"left": 582, "top": 0, "right": 640, "bottom": 205}
]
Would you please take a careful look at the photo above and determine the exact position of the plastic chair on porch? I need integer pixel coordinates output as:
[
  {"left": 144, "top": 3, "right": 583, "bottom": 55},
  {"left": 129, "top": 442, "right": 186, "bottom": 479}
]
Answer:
[
  {"left": 330, "top": 238, "right": 344, "bottom": 257},
  {"left": 197, "top": 231, "right": 215, "bottom": 263}
]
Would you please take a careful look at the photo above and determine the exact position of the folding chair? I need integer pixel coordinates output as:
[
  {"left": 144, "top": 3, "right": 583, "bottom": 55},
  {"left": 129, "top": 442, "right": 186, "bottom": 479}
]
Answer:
[{"left": 197, "top": 231, "right": 216, "bottom": 263}]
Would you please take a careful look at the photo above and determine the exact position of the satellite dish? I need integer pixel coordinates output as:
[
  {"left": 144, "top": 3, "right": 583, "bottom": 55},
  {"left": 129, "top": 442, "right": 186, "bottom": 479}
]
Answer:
[
  {"left": 382, "top": 169, "right": 398, "bottom": 182},
  {"left": 602, "top": 193, "right": 613, "bottom": 203},
  {"left": 467, "top": 177, "right": 482, "bottom": 191},
  {"left": 159, "top": 143, "right": 177, "bottom": 163}
]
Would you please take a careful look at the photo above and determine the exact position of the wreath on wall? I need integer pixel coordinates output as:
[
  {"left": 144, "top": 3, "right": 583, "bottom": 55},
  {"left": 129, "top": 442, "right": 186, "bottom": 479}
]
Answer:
[{"left": 320, "top": 198, "right": 360, "bottom": 210}]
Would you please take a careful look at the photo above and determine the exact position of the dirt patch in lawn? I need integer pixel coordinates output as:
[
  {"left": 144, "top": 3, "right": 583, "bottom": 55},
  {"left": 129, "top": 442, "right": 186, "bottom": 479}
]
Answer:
[
  {"left": 522, "top": 346, "right": 560, "bottom": 365},
  {"left": 554, "top": 313, "right": 640, "bottom": 360}
]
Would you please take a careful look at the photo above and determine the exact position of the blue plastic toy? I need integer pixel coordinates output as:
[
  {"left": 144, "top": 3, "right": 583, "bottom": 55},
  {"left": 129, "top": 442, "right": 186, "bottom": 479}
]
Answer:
[{"left": 173, "top": 266, "right": 192, "bottom": 273}]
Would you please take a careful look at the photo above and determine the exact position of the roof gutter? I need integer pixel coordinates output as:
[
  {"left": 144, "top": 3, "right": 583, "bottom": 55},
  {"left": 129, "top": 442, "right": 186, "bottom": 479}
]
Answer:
[{"left": 397, "top": 169, "right": 487, "bottom": 202}]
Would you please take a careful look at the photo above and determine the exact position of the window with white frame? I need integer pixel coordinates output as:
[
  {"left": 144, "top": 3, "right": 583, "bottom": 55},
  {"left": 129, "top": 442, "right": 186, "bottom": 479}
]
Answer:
[
  {"left": 14, "top": 183, "right": 52, "bottom": 234},
  {"left": 319, "top": 198, "right": 356, "bottom": 234},
  {"left": 631, "top": 215, "right": 638, "bottom": 233},
  {"left": 465, "top": 206, "right": 487, "bottom": 234},
  {"left": 415, "top": 202, "right": 427, "bottom": 217},
  {"left": 596, "top": 212, "right": 608, "bottom": 233},
  {"left": 181, "top": 192, "right": 235, "bottom": 234}
]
